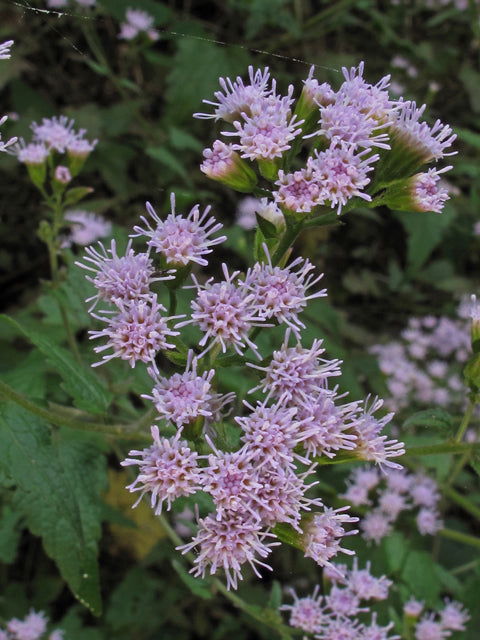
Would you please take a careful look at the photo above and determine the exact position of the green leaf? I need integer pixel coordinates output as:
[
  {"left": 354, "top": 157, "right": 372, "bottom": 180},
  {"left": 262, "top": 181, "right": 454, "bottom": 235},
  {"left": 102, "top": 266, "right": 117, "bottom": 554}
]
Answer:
[
  {"left": 171, "top": 559, "right": 213, "bottom": 599},
  {"left": 0, "top": 405, "right": 107, "bottom": 614},
  {"left": 394, "top": 203, "right": 457, "bottom": 274},
  {"left": 256, "top": 213, "right": 278, "bottom": 239},
  {"left": 403, "top": 408, "right": 455, "bottom": 435},
  {"left": 146, "top": 146, "right": 190, "bottom": 181},
  {"left": 0, "top": 505, "right": 23, "bottom": 564},
  {"left": 0, "top": 315, "right": 112, "bottom": 414},
  {"left": 63, "top": 187, "right": 94, "bottom": 207},
  {"left": 401, "top": 550, "right": 442, "bottom": 603}
]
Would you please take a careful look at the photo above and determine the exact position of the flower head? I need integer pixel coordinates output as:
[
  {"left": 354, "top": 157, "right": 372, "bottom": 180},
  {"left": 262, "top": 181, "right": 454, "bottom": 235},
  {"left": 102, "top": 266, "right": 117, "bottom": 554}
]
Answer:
[
  {"left": 77, "top": 239, "right": 165, "bottom": 310},
  {"left": 7, "top": 609, "right": 48, "bottom": 640},
  {"left": 31, "top": 115, "right": 96, "bottom": 154},
  {"left": 194, "top": 66, "right": 273, "bottom": 122},
  {"left": 280, "top": 586, "right": 326, "bottom": 634},
  {"left": 64, "top": 210, "right": 112, "bottom": 247},
  {"left": 179, "top": 263, "right": 265, "bottom": 358},
  {"left": 119, "top": 8, "right": 159, "bottom": 41},
  {"left": 121, "top": 426, "right": 201, "bottom": 514},
  {"left": 132, "top": 194, "right": 226, "bottom": 267},
  {"left": 0, "top": 40, "right": 13, "bottom": 60},
  {"left": 302, "top": 506, "right": 358, "bottom": 571},
  {"left": 90, "top": 295, "right": 179, "bottom": 367},
  {"left": 240, "top": 248, "right": 326, "bottom": 335},
  {"left": 13, "top": 139, "right": 50, "bottom": 165},
  {"left": 248, "top": 329, "right": 342, "bottom": 405},
  {"left": 177, "top": 513, "right": 278, "bottom": 590},
  {"left": 145, "top": 352, "right": 233, "bottom": 427}
]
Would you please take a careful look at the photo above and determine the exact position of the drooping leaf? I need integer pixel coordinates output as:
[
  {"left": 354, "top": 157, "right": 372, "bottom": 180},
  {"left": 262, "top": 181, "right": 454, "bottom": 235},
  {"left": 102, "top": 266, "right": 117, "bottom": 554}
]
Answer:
[
  {"left": 403, "top": 408, "right": 455, "bottom": 435},
  {"left": 0, "top": 405, "right": 107, "bottom": 614}
]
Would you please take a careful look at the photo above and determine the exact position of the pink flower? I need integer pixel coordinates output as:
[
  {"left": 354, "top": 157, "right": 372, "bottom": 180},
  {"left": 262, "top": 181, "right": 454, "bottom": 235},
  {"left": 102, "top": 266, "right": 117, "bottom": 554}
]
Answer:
[
  {"left": 90, "top": 295, "right": 179, "bottom": 367},
  {"left": 121, "top": 426, "right": 201, "bottom": 514},
  {"left": 280, "top": 586, "right": 326, "bottom": 634},
  {"left": 404, "top": 597, "right": 424, "bottom": 618},
  {"left": 302, "top": 506, "right": 358, "bottom": 570},
  {"left": 77, "top": 239, "right": 166, "bottom": 310},
  {"left": 64, "top": 210, "right": 112, "bottom": 247},
  {"left": 178, "top": 263, "right": 265, "bottom": 358},
  {"left": 360, "top": 508, "right": 393, "bottom": 544},
  {"left": 177, "top": 513, "right": 278, "bottom": 590},
  {"left": 416, "top": 507, "right": 443, "bottom": 536},
  {"left": 439, "top": 600, "right": 470, "bottom": 631},
  {"left": 145, "top": 352, "right": 233, "bottom": 428},
  {"left": 248, "top": 329, "right": 342, "bottom": 405},
  {"left": 240, "top": 247, "right": 326, "bottom": 335},
  {"left": 415, "top": 614, "right": 451, "bottom": 640},
  {"left": 194, "top": 66, "right": 273, "bottom": 122},
  {"left": 132, "top": 194, "right": 226, "bottom": 267},
  {"left": 7, "top": 609, "right": 48, "bottom": 640}
]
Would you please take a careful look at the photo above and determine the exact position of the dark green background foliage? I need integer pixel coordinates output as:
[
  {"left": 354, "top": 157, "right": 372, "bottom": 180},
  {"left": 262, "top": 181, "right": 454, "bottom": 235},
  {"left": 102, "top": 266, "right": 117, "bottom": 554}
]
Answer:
[{"left": 0, "top": 0, "right": 479, "bottom": 637}]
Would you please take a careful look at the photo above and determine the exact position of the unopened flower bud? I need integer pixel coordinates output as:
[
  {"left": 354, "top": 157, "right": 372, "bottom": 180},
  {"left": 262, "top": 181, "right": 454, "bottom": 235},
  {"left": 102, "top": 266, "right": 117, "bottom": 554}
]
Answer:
[
  {"left": 55, "top": 165, "right": 72, "bottom": 184},
  {"left": 201, "top": 140, "right": 257, "bottom": 192},
  {"left": 383, "top": 167, "right": 451, "bottom": 214}
]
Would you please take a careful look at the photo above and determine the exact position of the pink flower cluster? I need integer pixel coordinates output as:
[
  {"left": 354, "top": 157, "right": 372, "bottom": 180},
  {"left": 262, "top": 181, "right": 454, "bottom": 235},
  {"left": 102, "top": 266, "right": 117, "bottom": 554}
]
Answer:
[
  {"left": 281, "top": 560, "right": 397, "bottom": 638},
  {"left": 404, "top": 597, "right": 470, "bottom": 640},
  {"left": 197, "top": 62, "right": 454, "bottom": 216},
  {"left": 341, "top": 465, "right": 443, "bottom": 543},
  {"left": 370, "top": 301, "right": 471, "bottom": 413},
  {"left": 78, "top": 193, "right": 229, "bottom": 367},
  {"left": 0, "top": 609, "right": 64, "bottom": 640}
]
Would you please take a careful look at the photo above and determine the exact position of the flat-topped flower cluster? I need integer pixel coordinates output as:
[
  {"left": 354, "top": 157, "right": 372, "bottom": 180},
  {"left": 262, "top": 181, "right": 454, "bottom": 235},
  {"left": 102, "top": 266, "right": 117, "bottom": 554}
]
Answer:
[{"left": 197, "top": 62, "right": 455, "bottom": 216}]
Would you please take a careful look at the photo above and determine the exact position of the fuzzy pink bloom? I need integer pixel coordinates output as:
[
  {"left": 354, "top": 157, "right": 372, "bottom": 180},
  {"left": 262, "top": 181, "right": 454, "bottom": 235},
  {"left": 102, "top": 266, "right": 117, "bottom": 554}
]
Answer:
[
  {"left": 177, "top": 514, "right": 278, "bottom": 590},
  {"left": 145, "top": 352, "right": 233, "bottom": 428},
  {"left": 179, "top": 263, "right": 265, "bottom": 358},
  {"left": 415, "top": 614, "right": 451, "bottom": 640},
  {"left": 280, "top": 586, "right": 326, "bottom": 634},
  {"left": 121, "top": 426, "right": 201, "bottom": 514},
  {"left": 404, "top": 597, "right": 424, "bottom": 618},
  {"left": 391, "top": 101, "right": 456, "bottom": 162},
  {"left": 77, "top": 239, "right": 165, "bottom": 311},
  {"left": 201, "top": 445, "right": 263, "bottom": 521},
  {"left": 416, "top": 508, "right": 443, "bottom": 536},
  {"left": 224, "top": 91, "right": 303, "bottom": 161},
  {"left": 347, "top": 559, "right": 392, "bottom": 601},
  {"left": 13, "top": 140, "right": 50, "bottom": 164},
  {"left": 360, "top": 508, "right": 393, "bottom": 544},
  {"left": 132, "top": 195, "right": 226, "bottom": 267},
  {"left": 195, "top": 66, "right": 273, "bottom": 122},
  {"left": 302, "top": 67, "right": 336, "bottom": 107},
  {"left": 410, "top": 167, "right": 451, "bottom": 213},
  {"left": 90, "top": 295, "right": 179, "bottom": 367},
  {"left": 31, "top": 115, "right": 95, "bottom": 154},
  {"left": 303, "top": 506, "right": 358, "bottom": 571},
  {"left": 200, "top": 140, "right": 239, "bottom": 178},
  {"left": 240, "top": 248, "right": 326, "bottom": 335},
  {"left": 250, "top": 461, "right": 322, "bottom": 530},
  {"left": 351, "top": 397, "right": 405, "bottom": 470},
  {"left": 119, "top": 8, "right": 159, "bottom": 40},
  {"left": 361, "top": 614, "right": 400, "bottom": 640},
  {"left": 64, "top": 210, "right": 112, "bottom": 247},
  {"left": 439, "top": 600, "right": 470, "bottom": 631},
  {"left": 54, "top": 165, "right": 71, "bottom": 184},
  {"left": 296, "top": 392, "right": 359, "bottom": 459},
  {"left": 326, "top": 586, "right": 364, "bottom": 617},
  {"left": 7, "top": 609, "right": 48, "bottom": 640},
  {"left": 378, "top": 488, "right": 410, "bottom": 520},
  {"left": 248, "top": 329, "right": 342, "bottom": 405},
  {"left": 274, "top": 163, "right": 323, "bottom": 213},
  {"left": 310, "top": 144, "right": 379, "bottom": 214},
  {"left": 410, "top": 475, "right": 440, "bottom": 507}
]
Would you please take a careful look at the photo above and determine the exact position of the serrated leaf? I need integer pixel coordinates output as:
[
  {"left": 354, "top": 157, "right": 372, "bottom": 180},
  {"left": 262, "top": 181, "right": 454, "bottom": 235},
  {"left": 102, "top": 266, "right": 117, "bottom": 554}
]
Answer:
[
  {"left": 403, "top": 408, "right": 455, "bottom": 435},
  {"left": 0, "top": 405, "right": 107, "bottom": 614},
  {"left": 0, "top": 315, "right": 112, "bottom": 414},
  {"left": 171, "top": 559, "right": 213, "bottom": 599}
]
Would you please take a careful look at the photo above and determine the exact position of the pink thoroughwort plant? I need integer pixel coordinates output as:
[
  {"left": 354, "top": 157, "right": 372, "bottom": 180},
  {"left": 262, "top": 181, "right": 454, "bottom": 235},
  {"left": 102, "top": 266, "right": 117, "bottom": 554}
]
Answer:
[{"left": 76, "top": 62, "right": 471, "bottom": 635}]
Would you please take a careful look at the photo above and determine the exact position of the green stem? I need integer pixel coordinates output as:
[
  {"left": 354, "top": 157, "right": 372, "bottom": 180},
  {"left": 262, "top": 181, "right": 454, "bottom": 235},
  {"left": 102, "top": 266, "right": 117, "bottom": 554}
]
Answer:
[
  {"left": 439, "top": 527, "right": 480, "bottom": 550},
  {"left": 451, "top": 559, "right": 480, "bottom": 576},
  {"left": 404, "top": 441, "right": 480, "bottom": 457},
  {"left": 271, "top": 222, "right": 302, "bottom": 266},
  {"left": 0, "top": 379, "right": 149, "bottom": 441},
  {"left": 445, "top": 487, "right": 480, "bottom": 522},
  {"left": 454, "top": 401, "right": 474, "bottom": 443}
]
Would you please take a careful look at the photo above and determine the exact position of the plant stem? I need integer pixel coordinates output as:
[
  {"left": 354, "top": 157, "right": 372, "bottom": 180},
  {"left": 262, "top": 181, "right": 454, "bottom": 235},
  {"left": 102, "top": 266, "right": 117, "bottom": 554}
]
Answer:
[
  {"left": 445, "top": 487, "right": 480, "bottom": 522},
  {"left": 454, "top": 401, "right": 474, "bottom": 443},
  {"left": 439, "top": 527, "right": 480, "bottom": 550},
  {"left": 0, "top": 379, "right": 149, "bottom": 441}
]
